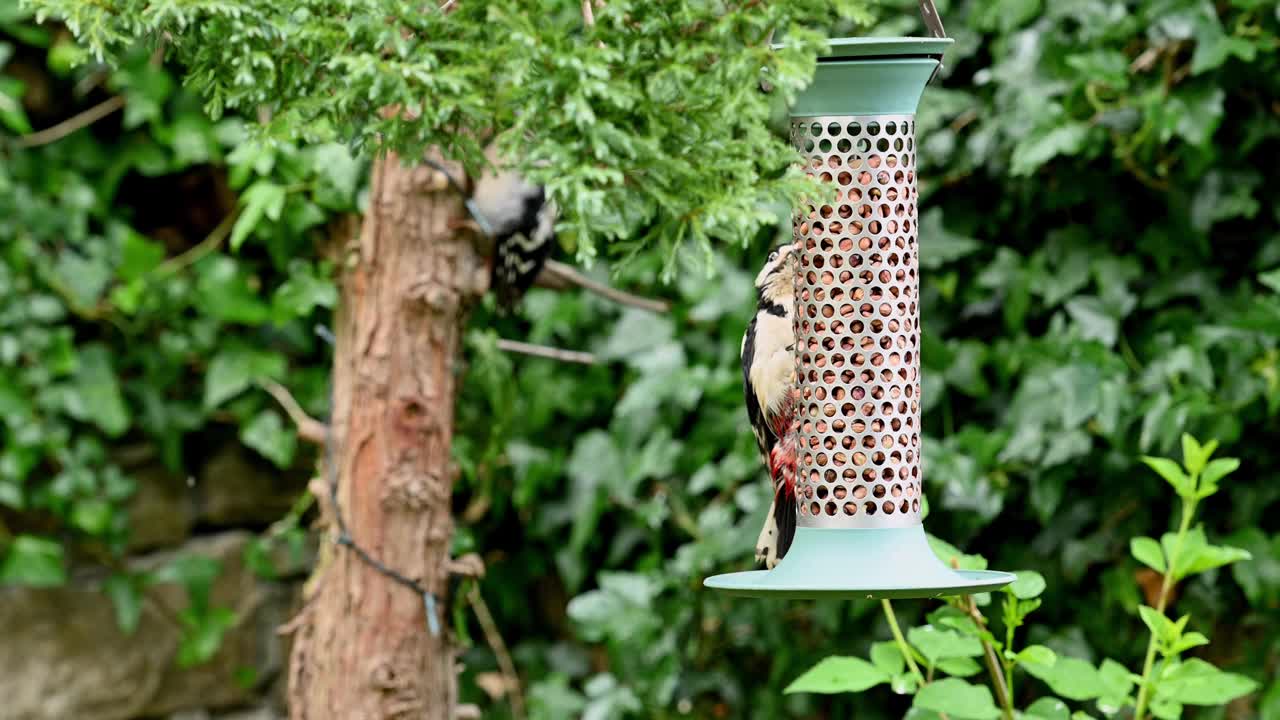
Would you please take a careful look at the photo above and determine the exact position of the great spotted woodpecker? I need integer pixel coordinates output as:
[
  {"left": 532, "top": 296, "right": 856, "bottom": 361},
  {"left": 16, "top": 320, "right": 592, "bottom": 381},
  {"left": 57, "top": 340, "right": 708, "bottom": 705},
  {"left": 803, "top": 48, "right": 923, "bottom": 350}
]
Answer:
[
  {"left": 741, "top": 242, "right": 800, "bottom": 569},
  {"left": 468, "top": 156, "right": 558, "bottom": 309}
]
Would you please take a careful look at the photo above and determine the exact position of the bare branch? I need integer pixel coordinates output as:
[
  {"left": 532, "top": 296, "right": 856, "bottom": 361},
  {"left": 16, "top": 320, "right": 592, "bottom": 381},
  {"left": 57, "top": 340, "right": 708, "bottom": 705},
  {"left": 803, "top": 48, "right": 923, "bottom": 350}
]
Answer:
[
  {"left": 536, "top": 259, "right": 670, "bottom": 313},
  {"left": 262, "top": 380, "right": 329, "bottom": 445},
  {"left": 468, "top": 586, "right": 526, "bottom": 720},
  {"left": 581, "top": 0, "right": 595, "bottom": 26},
  {"left": 496, "top": 338, "right": 596, "bottom": 365},
  {"left": 157, "top": 209, "right": 241, "bottom": 274},
  {"left": 17, "top": 95, "right": 126, "bottom": 149}
]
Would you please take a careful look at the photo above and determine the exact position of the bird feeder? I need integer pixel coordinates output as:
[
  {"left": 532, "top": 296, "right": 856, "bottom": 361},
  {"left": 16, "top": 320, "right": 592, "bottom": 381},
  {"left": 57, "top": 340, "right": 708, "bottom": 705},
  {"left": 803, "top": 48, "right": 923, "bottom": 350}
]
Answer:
[{"left": 705, "top": 36, "right": 1014, "bottom": 599}]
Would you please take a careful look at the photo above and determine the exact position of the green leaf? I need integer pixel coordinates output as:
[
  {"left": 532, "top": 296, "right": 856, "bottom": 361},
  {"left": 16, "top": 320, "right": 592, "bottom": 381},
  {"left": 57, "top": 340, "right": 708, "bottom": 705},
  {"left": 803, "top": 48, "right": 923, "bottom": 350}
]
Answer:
[
  {"left": 1196, "top": 457, "right": 1239, "bottom": 498},
  {"left": 1226, "top": 528, "right": 1280, "bottom": 607},
  {"left": 1170, "top": 632, "right": 1210, "bottom": 655},
  {"left": 1016, "top": 645, "right": 1057, "bottom": 667},
  {"left": 1178, "top": 435, "right": 1213, "bottom": 475},
  {"left": 272, "top": 260, "right": 337, "bottom": 321},
  {"left": 230, "top": 181, "right": 287, "bottom": 250},
  {"left": 240, "top": 410, "right": 297, "bottom": 468},
  {"left": 177, "top": 607, "right": 237, "bottom": 667},
  {"left": 1023, "top": 656, "right": 1104, "bottom": 701},
  {"left": 908, "top": 625, "right": 983, "bottom": 665},
  {"left": 1011, "top": 122, "right": 1089, "bottom": 176},
  {"left": 117, "top": 231, "right": 166, "bottom": 281},
  {"left": 1065, "top": 296, "right": 1120, "bottom": 347},
  {"left": 68, "top": 343, "right": 131, "bottom": 437},
  {"left": 936, "top": 657, "right": 984, "bottom": 677},
  {"left": 203, "top": 346, "right": 286, "bottom": 409},
  {"left": 195, "top": 256, "right": 271, "bottom": 325},
  {"left": 0, "top": 535, "right": 66, "bottom": 586},
  {"left": 1139, "top": 605, "right": 1176, "bottom": 644},
  {"left": 1142, "top": 456, "right": 1192, "bottom": 496},
  {"left": 1260, "top": 267, "right": 1280, "bottom": 293},
  {"left": 1025, "top": 698, "right": 1070, "bottom": 720},
  {"left": 870, "top": 641, "right": 905, "bottom": 675},
  {"left": 1156, "top": 659, "right": 1259, "bottom": 706},
  {"left": 784, "top": 656, "right": 889, "bottom": 694},
  {"left": 1008, "top": 570, "right": 1046, "bottom": 599},
  {"left": 1097, "top": 658, "right": 1135, "bottom": 712},
  {"left": 927, "top": 533, "right": 988, "bottom": 571},
  {"left": 1131, "top": 537, "right": 1166, "bottom": 573},
  {"left": 913, "top": 678, "right": 1002, "bottom": 720},
  {"left": 105, "top": 573, "right": 144, "bottom": 634},
  {"left": 918, "top": 208, "right": 980, "bottom": 269}
]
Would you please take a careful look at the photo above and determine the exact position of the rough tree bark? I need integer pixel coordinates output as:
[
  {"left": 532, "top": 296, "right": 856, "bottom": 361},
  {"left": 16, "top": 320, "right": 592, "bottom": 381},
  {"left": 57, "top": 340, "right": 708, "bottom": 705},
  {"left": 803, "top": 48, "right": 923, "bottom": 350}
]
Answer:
[{"left": 287, "top": 152, "right": 483, "bottom": 719}]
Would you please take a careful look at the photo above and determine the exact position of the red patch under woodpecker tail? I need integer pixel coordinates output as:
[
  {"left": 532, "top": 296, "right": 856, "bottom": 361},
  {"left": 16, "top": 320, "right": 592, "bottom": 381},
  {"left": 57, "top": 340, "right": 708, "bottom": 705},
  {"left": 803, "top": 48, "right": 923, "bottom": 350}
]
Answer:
[{"left": 768, "top": 430, "right": 799, "bottom": 561}]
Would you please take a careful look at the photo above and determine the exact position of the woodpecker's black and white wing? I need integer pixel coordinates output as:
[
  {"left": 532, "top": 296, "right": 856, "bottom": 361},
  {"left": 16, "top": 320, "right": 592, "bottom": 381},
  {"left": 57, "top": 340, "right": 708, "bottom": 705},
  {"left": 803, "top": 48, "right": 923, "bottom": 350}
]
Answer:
[{"left": 469, "top": 164, "right": 558, "bottom": 309}]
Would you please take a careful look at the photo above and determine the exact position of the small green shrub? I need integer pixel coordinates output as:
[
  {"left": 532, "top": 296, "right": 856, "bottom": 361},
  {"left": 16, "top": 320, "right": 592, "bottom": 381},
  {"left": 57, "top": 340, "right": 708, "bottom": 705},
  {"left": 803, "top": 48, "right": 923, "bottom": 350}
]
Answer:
[{"left": 786, "top": 435, "right": 1257, "bottom": 720}]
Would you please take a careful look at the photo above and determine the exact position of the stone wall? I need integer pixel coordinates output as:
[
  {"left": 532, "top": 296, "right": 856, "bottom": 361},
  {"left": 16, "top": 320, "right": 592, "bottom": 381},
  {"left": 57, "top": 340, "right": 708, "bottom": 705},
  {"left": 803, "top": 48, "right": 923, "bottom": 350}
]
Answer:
[{"left": 0, "top": 443, "right": 313, "bottom": 720}]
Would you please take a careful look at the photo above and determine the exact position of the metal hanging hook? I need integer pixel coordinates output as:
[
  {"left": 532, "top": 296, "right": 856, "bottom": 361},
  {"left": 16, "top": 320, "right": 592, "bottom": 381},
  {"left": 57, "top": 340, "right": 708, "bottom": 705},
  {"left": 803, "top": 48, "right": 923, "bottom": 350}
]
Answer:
[{"left": 918, "top": 0, "right": 948, "bottom": 84}]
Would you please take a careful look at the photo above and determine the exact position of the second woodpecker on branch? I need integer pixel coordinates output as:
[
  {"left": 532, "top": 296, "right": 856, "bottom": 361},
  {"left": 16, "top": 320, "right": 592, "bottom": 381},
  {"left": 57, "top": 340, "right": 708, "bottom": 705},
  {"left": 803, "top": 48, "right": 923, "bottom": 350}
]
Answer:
[
  {"left": 742, "top": 242, "right": 800, "bottom": 569},
  {"left": 466, "top": 149, "right": 559, "bottom": 310}
]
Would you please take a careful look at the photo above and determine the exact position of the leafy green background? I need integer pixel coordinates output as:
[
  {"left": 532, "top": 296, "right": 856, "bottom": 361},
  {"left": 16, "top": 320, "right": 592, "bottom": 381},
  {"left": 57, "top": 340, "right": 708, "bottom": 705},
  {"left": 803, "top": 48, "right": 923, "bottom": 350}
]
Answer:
[{"left": 2, "top": 0, "right": 1279, "bottom": 717}]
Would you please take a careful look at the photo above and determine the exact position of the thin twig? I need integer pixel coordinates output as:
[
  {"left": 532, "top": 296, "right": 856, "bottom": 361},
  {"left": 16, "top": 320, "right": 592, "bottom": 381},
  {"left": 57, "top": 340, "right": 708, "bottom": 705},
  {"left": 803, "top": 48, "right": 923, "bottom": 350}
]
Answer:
[
  {"left": 156, "top": 209, "right": 241, "bottom": 274},
  {"left": 468, "top": 585, "right": 527, "bottom": 720},
  {"left": 262, "top": 380, "right": 329, "bottom": 445},
  {"left": 495, "top": 338, "right": 596, "bottom": 365},
  {"left": 881, "top": 600, "right": 927, "bottom": 685},
  {"left": 17, "top": 95, "right": 125, "bottom": 148},
  {"left": 581, "top": 0, "right": 595, "bottom": 26},
  {"left": 536, "top": 259, "right": 670, "bottom": 313},
  {"left": 964, "top": 596, "right": 1015, "bottom": 720}
]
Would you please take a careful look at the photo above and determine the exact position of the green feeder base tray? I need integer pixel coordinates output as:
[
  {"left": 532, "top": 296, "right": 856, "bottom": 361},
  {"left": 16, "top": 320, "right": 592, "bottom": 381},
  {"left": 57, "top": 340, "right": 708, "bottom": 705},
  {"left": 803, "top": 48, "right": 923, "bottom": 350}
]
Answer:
[{"left": 704, "top": 525, "right": 1014, "bottom": 600}]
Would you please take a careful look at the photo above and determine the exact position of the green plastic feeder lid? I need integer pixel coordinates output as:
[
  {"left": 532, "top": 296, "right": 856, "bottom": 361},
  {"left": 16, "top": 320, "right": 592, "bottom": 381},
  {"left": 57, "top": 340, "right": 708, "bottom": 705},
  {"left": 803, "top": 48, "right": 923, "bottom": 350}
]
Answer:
[
  {"left": 772, "top": 36, "right": 956, "bottom": 117},
  {"left": 704, "top": 526, "right": 1014, "bottom": 600},
  {"left": 769, "top": 35, "right": 953, "bottom": 60},
  {"left": 811, "top": 36, "right": 953, "bottom": 61}
]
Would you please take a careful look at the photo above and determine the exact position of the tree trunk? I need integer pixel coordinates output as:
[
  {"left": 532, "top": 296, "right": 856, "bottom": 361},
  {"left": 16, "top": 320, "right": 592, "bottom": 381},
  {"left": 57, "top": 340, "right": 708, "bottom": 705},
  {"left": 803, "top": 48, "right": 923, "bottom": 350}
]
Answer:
[{"left": 287, "top": 153, "right": 483, "bottom": 719}]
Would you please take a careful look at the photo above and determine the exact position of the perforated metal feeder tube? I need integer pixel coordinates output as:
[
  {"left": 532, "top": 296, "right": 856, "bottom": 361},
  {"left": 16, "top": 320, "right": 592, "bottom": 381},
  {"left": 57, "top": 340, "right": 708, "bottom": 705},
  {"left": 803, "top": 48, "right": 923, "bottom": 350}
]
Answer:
[{"left": 705, "top": 37, "right": 1014, "bottom": 600}]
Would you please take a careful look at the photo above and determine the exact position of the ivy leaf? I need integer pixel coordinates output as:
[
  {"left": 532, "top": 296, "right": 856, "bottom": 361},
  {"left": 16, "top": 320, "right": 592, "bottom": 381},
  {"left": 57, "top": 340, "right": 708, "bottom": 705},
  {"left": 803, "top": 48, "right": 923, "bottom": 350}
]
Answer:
[
  {"left": 784, "top": 656, "right": 889, "bottom": 694},
  {"left": 1156, "top": 659, "right": 1259, "bottom": 706},
  {"left": 195, "top": 256, "right": 271, "bottom": 325},
  {"left": 1131, "top": 537, "right": 1166, "bottom": 573},
  {"left": 240, "top": 410, "right": 297, "bottom": 468},
  {"left": 917, "top": 208, "right": 980, "bottom": 269},
  {"left": 913, "top": 678, "right": 1002, "bottom": 720},
  {"left": 104, "top": 573, "right": 144, "bottom": 634},
  {"left": 1260, "top": 267, "right": 1280, "bottom": 293},
  {"left": 68, "top": 343, "right": 130, "bottom": 437},
  {"left": 1226, "top": 528, "right": 1280, "bottom": 607},
  {"left": 1011, "top": 122, "right": 1089, "bottom": 176},
  {"left": 1065, "top": 296, "right": 1119, "bottom": 347},
  {"left": 231, "top": 181, "right": 288, "bottom": 250},
  {"left": 0, "top": 535, "right": 66, "bottom": 586},
  {"left": 116, "top": 230, "right": 166, "bottom": 281},
  {"left": 203, "top": 345, "right": 286, "bottom": 409},
  {"left": 177, "top": 607, "right": 237, "bottom": 667}
]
